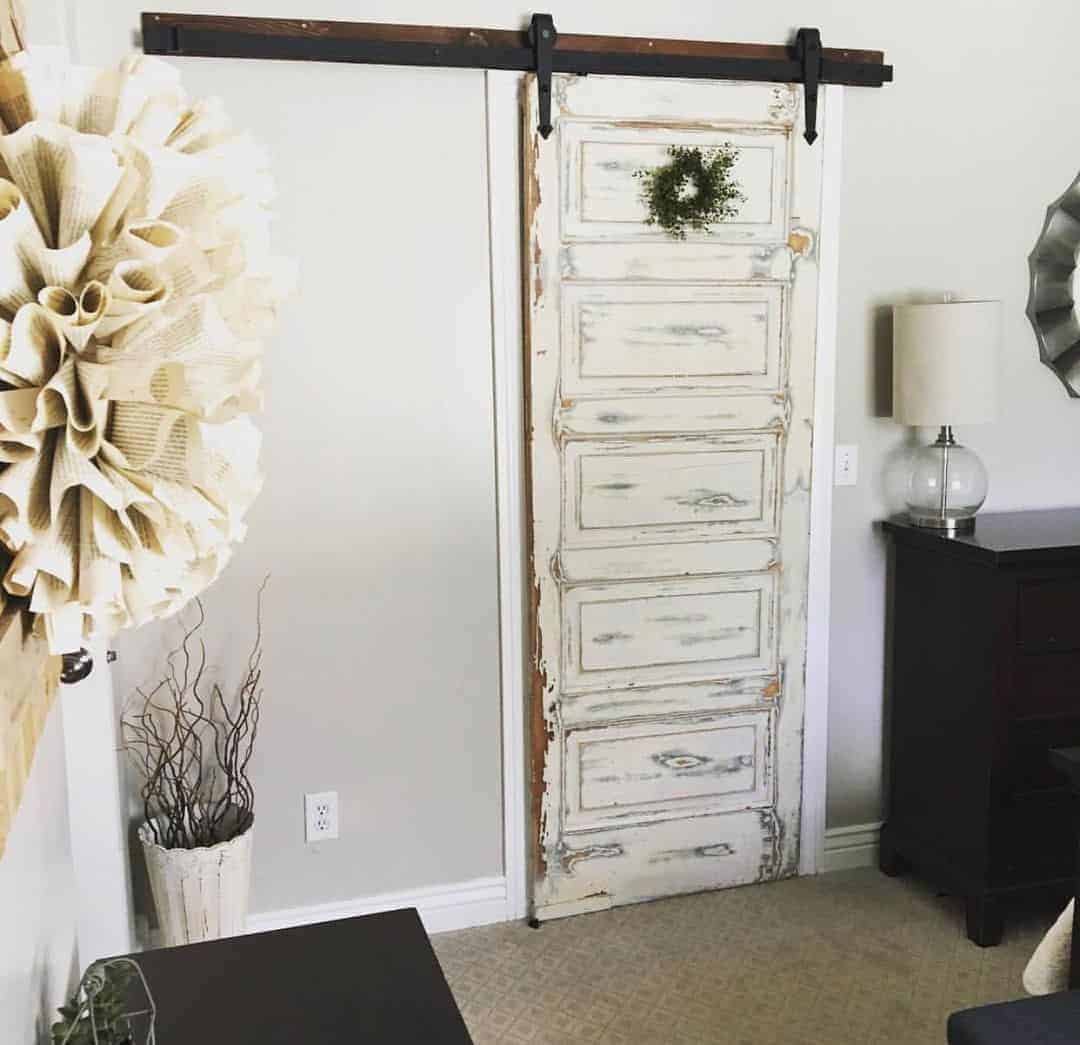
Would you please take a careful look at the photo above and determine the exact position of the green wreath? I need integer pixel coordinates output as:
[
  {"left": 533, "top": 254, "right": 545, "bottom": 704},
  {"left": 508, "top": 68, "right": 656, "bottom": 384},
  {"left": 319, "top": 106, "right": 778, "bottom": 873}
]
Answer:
[{"left": 635, "top": 144, "right": 745, "bottom": 239}]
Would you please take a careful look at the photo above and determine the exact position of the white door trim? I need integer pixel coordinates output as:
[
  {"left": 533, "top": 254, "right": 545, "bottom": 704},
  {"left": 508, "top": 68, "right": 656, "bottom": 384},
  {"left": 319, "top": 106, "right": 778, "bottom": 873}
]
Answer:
[
  {"left": 800, "top": 84, "right": 844, "bottom": 876},
  {"left": 60, "top": 642, "right": 135, "bottom": 961},
  {"left": 486, "top": 75, "right": 845, "bottom": 908},
  {"left": 485, "top": 70, "right": 529, "bottom": 921}
]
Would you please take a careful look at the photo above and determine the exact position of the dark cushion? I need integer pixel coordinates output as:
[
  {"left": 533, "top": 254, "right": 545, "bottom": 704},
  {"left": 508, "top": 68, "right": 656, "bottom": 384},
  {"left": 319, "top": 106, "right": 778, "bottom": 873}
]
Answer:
[{"left": 948, "top": 992, "right": 1080, "bottom": 1044}]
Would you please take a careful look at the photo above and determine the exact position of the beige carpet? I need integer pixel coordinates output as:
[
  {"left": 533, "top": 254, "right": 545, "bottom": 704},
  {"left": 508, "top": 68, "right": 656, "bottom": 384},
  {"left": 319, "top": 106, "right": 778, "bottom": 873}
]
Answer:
[{"left": 431, "top": 868, "right": 1054, "bottom": 1045}]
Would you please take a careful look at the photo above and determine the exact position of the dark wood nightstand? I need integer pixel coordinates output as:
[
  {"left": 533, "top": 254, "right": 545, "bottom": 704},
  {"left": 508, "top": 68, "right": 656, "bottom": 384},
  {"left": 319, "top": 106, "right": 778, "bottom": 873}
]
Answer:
[{"left": 881, "top": 509, "right": 1080, "bottom": 947}]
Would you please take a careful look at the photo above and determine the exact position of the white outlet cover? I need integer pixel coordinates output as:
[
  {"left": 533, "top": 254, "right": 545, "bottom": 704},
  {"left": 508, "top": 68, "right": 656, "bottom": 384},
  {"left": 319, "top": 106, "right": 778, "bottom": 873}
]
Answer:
[{"left": 305, "top": 791, "right": 339, "bottom": 843}]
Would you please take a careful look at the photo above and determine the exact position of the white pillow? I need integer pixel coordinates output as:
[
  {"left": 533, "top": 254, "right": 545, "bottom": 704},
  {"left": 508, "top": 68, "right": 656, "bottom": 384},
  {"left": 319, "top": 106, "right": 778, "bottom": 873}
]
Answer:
[{"left": 1024, "top": 899, "right": 1073, "bottom": 995}]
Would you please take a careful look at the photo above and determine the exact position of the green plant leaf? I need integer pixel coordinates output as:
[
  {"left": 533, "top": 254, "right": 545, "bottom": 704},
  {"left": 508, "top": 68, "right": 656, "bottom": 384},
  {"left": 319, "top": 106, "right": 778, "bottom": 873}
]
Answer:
[{"left": 636, "top": 144, "right": 746, "bottom": 239}]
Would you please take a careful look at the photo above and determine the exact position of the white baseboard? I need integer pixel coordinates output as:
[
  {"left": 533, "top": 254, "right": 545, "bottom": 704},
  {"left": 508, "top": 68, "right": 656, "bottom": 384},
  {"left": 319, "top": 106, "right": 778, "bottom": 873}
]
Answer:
[
  {"left": 246, "top": 874, "right": 510, "bottom": 937},
  {"left": 823, "top": 821, "right": 883, "bottom": 873},
  {"left": 142, "top": 826, "right": 884, "bottom": 949}
]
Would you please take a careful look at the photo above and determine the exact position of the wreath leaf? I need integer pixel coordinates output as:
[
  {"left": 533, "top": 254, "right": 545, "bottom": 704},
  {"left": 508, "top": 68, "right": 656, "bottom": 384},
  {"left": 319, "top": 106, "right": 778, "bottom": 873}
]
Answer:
[{"left": 635, "top": 144, "right": 746, "bottom": 239}]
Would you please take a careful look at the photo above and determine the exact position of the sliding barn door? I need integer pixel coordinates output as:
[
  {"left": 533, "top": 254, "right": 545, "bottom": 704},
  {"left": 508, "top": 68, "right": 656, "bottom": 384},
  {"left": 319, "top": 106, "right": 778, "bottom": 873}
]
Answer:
[{"left": 523, "top": 75, "right": 824, "bottom": 920}]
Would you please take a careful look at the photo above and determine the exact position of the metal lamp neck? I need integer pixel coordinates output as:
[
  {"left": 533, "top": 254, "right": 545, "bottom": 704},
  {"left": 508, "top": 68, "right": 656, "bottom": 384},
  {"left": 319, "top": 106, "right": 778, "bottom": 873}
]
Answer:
[{"left": 934, "top": 425, "right": 958, "bottom": 447}]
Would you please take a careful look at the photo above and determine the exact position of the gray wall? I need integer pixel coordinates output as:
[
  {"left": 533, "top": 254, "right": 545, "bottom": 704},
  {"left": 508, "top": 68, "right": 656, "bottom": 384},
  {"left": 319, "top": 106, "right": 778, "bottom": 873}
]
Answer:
[
  {"left": 100, "top": 56, "right": 504, "bottom": 912},
  {"left": 65, "top": 0, "right": 1080, "bottom": 920}
]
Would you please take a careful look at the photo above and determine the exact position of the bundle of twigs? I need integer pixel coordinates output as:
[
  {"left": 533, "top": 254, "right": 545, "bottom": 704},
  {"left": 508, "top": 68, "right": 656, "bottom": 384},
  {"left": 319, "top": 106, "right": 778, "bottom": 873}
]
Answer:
[{"left": 122, "top": 583, "right": 265, "bottom": 850}]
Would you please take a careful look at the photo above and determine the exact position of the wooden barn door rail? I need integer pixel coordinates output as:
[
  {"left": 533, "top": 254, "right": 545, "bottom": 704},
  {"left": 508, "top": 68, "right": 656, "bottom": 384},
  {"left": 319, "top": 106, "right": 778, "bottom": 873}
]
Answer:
[{"left": 141, "top": 12, "right": 892, "bottom": 143}]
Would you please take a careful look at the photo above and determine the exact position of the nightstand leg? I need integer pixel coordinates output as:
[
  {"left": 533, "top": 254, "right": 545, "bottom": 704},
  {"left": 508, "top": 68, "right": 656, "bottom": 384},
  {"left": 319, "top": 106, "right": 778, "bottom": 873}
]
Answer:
[
  {"left": 878, "top": 823, "right": 909, "bottom": 877},
  {"left": 965, "top": 894, "right": 1004, "bottom": 947}
]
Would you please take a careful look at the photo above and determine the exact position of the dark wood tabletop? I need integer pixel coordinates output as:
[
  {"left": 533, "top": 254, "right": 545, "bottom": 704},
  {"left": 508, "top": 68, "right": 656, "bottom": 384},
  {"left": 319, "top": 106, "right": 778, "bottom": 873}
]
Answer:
[
  {"left": 115, "top": 908, "right": 473, "bottom": 1043},
  {"left": 882, "top": 508, "right": 1080, "bottom": 566}
]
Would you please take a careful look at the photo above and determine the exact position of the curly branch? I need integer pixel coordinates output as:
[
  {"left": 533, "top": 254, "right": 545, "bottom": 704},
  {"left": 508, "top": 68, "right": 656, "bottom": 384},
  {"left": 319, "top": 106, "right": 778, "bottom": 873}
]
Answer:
[{"left": 121, "top": 581, "right": 267, "bottom": 849}]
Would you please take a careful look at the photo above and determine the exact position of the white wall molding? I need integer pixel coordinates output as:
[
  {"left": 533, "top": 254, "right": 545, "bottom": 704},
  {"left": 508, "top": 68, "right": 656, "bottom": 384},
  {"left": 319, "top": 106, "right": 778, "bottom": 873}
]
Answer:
[
  {"left": 485, "top": 69, "right": 529, "bottom": 924},
  {"left": 247, "top": 875, "right": 508, "bottom": 937},
  {"left": 823, "top": 821, "right": 883, "bottom": 873},
  {"left": 61, "top": 643, "right": 135, "bottom": 963},
  {"left": 800, "top": 84, "right": 845, "bottom": 876}
]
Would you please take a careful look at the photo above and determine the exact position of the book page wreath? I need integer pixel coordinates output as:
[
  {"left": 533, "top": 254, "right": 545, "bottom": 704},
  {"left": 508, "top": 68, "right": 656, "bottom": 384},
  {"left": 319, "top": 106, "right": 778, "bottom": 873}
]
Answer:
[{"left": 0, "top": 49, "right": 290, "bottom": 653}]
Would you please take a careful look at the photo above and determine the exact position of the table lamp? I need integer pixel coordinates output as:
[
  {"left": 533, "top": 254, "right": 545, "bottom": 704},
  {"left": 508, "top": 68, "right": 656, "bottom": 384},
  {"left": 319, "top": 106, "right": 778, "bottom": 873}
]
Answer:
[{"left": 892, "top": 300, "right": 1000, "bottom": 534}]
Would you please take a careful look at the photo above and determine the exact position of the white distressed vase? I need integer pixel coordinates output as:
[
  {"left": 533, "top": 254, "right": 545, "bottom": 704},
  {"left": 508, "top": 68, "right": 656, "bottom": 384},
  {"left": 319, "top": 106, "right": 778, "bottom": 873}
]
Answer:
[{"left": 139, "top": 817, "right": 254, "bottom": 946}]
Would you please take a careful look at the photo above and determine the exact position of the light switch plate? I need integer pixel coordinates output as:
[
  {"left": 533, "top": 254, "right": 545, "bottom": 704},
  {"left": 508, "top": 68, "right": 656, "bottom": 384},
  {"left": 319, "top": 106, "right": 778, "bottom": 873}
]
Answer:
[{"left": 835, "top": 444, "right": 858, "bottom": 487}]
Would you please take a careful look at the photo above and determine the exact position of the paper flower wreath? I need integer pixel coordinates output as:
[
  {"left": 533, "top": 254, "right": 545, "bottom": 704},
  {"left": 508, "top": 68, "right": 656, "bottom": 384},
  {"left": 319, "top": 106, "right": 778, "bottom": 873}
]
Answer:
[{"left": 0, "top": 50, "right": 289, "bottom": 653}]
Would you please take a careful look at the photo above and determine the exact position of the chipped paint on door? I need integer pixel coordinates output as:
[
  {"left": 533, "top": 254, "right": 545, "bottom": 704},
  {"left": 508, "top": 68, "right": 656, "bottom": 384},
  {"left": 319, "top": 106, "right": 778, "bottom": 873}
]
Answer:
[{"left": 523, "top": 75, "right": 823, "bottom": 919}]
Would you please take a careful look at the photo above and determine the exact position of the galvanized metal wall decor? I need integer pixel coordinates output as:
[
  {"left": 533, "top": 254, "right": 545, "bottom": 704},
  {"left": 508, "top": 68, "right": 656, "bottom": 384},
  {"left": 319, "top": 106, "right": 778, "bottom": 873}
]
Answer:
[{"left": 1028, "top": 170, "right": 1080, "bottom": 397}]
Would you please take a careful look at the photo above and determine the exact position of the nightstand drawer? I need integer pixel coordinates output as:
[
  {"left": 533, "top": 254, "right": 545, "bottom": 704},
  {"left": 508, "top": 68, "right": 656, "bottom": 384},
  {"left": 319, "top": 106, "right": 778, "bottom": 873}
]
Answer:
[
  {"left": 1012, "top": 652, "right": 1080, "bottom": 718},
  {"left": 1003, "top": 719, "right": 1080, "bottom": 794},
  {"left": 1018, "top": 579, "right": 1080, "bottom": 650},
  {"left": 991, "top": 791, "right": 1075, "bottom": 886}
]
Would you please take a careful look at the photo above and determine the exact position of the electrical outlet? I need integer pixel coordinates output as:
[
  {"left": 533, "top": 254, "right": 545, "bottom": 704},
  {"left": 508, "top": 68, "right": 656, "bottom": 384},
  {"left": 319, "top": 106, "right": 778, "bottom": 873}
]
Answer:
[
  {"left": 835, "top": 444, "right": 858, "bottom": 487},
  {"left": 305, "top": 791, "right": 339, "bottom": 843}
]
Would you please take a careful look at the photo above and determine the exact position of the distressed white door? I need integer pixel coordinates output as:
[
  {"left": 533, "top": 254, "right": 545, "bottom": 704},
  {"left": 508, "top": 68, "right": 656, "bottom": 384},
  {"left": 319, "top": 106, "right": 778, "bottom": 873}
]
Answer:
[{"left": 523, "top": 74, "right": 823, "bottom": 920}]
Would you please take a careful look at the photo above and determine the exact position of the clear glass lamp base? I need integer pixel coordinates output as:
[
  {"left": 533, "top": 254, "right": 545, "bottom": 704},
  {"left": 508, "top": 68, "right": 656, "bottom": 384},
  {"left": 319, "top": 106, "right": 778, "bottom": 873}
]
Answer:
[{"left": 903, "top": 426, "right": 988, "bottom": 535}]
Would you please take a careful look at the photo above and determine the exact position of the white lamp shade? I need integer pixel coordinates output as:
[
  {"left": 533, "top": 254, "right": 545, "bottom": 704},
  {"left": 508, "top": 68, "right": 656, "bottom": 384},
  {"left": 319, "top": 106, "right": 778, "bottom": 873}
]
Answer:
[{"left": 892, "top": 301, "right": 1000, "bottom": 426}]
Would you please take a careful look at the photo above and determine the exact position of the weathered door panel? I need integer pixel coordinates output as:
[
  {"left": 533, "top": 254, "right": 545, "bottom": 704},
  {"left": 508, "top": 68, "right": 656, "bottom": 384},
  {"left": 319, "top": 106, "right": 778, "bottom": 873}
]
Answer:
[
  {"left": 564, "top": 434, "right": 780, "bottom": 544},
  {"left": 564, "top": 708, "right": 773, "bottom": 831},
  {"left": 562, "top": 573, "right": 777, "bottom": 693},
  {"left": 561, "top": 283, "right": 785, "bottom": 395},
  {"left": 559, "top": 121, "right": 789, "bottom": 244},
  {"left": 524, "top": 74, "right": 822, "bottom": 919},
  {"left": 548, "top": 809, "right": 784, "bottom": 917}
]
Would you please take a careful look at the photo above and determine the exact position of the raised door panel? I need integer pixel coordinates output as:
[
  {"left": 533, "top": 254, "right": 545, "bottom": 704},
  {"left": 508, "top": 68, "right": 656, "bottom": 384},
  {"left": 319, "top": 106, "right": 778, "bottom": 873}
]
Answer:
[
  {"left": 559, "top": 239, "right": 803, "bottom": 284},
  {"left": 555, "top": 76, "right": 801, "bottom": 128},
  {"left": 561, "top": 283, "right": 784, "bottom": 395},
  {"left": 559, "top": 394, "right": 787, "bottom": 438},
  {"left": 558, "top": 537, "right": 778, "bottom": 585},
  {"left": 564, "top": 709, "right": 772, "bottom": 832},
  {"left": 551, "top": 810, "right": 784, "bottom": 912},
  {"left": 564, "top": 434, "right": 779, "bottom": 547},
  {"left": 559, "top": 675, "right": 781, "bottom": 729},
  {"left": 560, "top": 121, "right": 789, "bottom": 243},
  {"left": 562, "top": 574, "right": 777, "bottom": 694}
]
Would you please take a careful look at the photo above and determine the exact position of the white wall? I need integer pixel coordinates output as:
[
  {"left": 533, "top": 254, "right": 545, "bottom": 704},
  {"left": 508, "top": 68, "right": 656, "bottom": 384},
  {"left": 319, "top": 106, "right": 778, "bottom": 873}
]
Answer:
[
  {"left": 0, "top": 707, "right": 79, "bottom": 1045},
  {"left": 63, "top": 0, "right": 1080, "bottom": 928},
  {"left": 0, "top": 10, "right": 90, "bottom": 1045}
]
